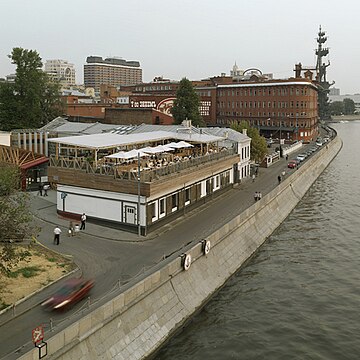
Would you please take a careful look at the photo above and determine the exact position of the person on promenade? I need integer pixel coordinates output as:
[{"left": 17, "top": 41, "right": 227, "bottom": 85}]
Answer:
[
  {"left": 43, "top": 184, "right": 49, "bottom": 196},
  {"left": 254, "top": 192, "right": 258, "bottom": 202},
  {"left": 54, "top": 226, "right": 62, "bottom": 245},
  {"left": 38, "top": 183, "right": 43, "bottom": 196},
  {"left": 278, "top": 175, "right": 282, "bottom": 184},
  {"left": 68, "top": 221, "right": 74, "bottom": 237},
  {"left": 80, "top": 213, "right": 87, "bottom": 230}
]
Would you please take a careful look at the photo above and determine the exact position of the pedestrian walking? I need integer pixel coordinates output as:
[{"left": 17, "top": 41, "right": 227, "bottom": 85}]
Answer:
[
  {"left": 278, "top": 175, "right": 282, "bottom": 184},
  {"left": 285, "top": 154, "right": 288, "bottom": 161},
  {"left": 38, "top": 183, "right": 43, "bottom": 196},
  {"left": 54, "top": 226, "right": 62, "bottom": 245},
  {"left": 254, "top": 191, "right": 258, "bottom": 202},
  {"left": 43, "top": 184, "right": 49, "bottom": 196},
  {"left": 68, "top": 221, "right": 74, "bottom": 237},
  {"left": 80, "top": 213, "right": 87, "bottom": 230},
  {"left": 252, "top": 174, "right": 256, "bottom": 182},
  {"left": 259, "top": 192, "right": 262, "bottom": 200}
]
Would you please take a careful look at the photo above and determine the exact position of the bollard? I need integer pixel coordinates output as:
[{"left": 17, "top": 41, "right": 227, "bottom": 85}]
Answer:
[{"left": 50, "top": 318, "right": 53, "bottom": 332}]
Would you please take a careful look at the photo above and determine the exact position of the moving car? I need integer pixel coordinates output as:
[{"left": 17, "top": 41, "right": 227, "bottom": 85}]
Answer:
[
  {"left": 288, "top": 160, "right": 297, "bottom": 169},
  {"left": 41, "top": 278, "right": 94, "bottom": 310}
]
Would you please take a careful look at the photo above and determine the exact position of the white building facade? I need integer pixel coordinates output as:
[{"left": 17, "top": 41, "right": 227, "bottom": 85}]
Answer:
[{"left": 45, "top": 59, "right": 76, "bottom": 86}]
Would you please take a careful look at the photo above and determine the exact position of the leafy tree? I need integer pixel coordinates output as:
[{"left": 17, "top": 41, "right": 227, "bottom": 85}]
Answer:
[
  {"left": 329, "top": 101, "right": 344, "bottom": 115},
  {"left": 231, "top": 121, "right": 267, "bottom": 163},
  {"left": 0, "top": 164, "right": 36, "bottom": 242},
  {"left": 343, "top": 98, "right": 355, "bottom": 115},
  {"left": 0, "top": 48, "right": 63, "bottom": 131},
  {"left": 171, "top": 78, "right": 204, "bottom": 126}
]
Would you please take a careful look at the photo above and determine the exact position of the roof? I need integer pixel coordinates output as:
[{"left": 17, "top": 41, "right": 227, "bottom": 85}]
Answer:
[
  {"left": 202, "top": 127, "right": 250, "bottom": 142},
  {"left": 217, "top": 81, "right": 318, "bottom": 90},
  {"left": 47, "top": 130, "right": 224, "bottom": 150}
]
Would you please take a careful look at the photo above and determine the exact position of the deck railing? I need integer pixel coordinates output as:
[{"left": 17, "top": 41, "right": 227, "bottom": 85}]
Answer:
[{"left": 49, "top": 147, "right": 237, "bottom": 182}]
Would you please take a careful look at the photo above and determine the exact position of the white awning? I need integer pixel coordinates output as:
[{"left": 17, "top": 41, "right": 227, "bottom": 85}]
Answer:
[{"left": 106, "top": 149, "right": 149, "bottom": 159}]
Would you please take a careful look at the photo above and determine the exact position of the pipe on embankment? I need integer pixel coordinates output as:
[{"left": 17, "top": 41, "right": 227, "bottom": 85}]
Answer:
[{"left": 19, "top": 135, "right": 342, "bottom": 360}]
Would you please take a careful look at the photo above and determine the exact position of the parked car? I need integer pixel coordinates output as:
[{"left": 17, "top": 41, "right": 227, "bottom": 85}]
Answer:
[
  {"left": 296, "top": 154, "right": 306, "bottom": 162},
  {"left": 41, "top": 278, "right": 94, "bottom": 311},
  {"left": 316, "top": 140, "right": 323, "bottom": 147},
  {"left": 288, "top": 160, "right": 297, "bottom": 169}
]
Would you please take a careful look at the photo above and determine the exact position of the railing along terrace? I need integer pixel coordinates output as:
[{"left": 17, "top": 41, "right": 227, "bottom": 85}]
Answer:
[{"left": 49, "top": 147, "right": 237, "bottom": 182}]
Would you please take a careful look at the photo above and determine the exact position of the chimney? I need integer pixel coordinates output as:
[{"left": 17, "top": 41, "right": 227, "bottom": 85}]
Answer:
[{"left": 242, "top": 128, "right": 247, "bottom": 136}]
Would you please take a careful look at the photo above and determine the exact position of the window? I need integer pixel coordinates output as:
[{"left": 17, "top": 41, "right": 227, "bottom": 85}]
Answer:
[
  {"left": 159, "top": 198, "right": 166, "bottom": 218},
  {"left": 150, "top": 202, "right": 158, "bottom": 222},
  {"left": 185, "top": 188, "right": 190, "bottom": 205},
  {"left": 171, "top": 193, "right": 178, "bottom": 212},
  {"left": 213, "top": 175, "right": 220, "bottom": 191}
]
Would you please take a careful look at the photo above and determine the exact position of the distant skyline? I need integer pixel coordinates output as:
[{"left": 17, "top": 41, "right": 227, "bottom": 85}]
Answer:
[{"left": 1, "top": 0, "right": 359, "bottom": 94}]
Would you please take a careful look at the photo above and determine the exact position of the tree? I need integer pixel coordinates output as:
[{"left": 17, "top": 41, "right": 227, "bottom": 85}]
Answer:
[
  {"left": 0, "top": 164, "right": 36, "bottom": 242},
  {"left": 231, "top": 121, "right": 268, "bottom": 163},
  {"left": 0, "top": 48, "right": 63, "bottom": 131},
  {"left": 0, "top": 164, "right": 37, "bottom": 274},
  {"left": 171, "top": 78, "right": 204, "bottom": 126},
  {"left": 329, "top": 101, "right": 344, "bottom": 115},
  {"left": 343, "top": 98, "right": 355, "bottom": 115}
]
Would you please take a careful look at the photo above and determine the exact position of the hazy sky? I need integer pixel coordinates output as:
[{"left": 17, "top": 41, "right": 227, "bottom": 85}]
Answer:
[{"left": 1, "top": 0, "right": 358, "bottom": 94}]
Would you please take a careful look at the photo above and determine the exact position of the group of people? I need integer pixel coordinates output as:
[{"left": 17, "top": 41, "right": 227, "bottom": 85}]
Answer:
[
  {"left": 254, "top": 191, "right": 262, "bottom": 201},
  {"left": 38, "top": 183, "right": 50, "bottom": 196},
  {"left": 53, "top": 213, "right": 87, "bottom": 245}
]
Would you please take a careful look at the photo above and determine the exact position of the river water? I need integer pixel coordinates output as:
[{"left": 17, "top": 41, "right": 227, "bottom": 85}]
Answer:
[{"left": 156, "top": 122, "right": 360, "bottom": 360}]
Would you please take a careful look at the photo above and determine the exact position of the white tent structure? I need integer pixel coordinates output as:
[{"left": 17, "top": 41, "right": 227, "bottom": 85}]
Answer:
[
  {"left": 141, "top": 145, "right": 175, "bottom": 154},
  {"left": 166, "top": 141, "right": 193, "bottom": 149}
]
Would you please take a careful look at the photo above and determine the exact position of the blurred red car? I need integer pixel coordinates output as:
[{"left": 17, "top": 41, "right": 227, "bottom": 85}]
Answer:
[
  {"left": 41, "top": 278, "right": 94, "bottom": 310},
  {"left": 287, "top": 160, "right": 297, "bottom": 169}
]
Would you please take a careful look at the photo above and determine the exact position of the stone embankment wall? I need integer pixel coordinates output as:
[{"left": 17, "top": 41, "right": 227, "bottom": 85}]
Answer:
[{"left": 19, "top": 135, "right": 342, "bottom": 360}]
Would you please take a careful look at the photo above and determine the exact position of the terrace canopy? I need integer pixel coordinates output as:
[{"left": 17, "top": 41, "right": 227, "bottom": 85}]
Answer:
[
  {"left": 47, "top": 130, "right": 224, "bottom": 165},
  {"left": 106, "top": 149, "right": 149, "bottom": 160}
]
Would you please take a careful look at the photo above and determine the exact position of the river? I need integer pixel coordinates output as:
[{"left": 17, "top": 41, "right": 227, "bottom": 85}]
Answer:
[{"left": 156, "top": 122, "right": 360, "bottom": 360}]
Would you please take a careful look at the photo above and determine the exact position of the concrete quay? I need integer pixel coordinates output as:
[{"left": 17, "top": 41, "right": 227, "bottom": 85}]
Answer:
[{"left": 0, "top": 134, "right": 341, "bottom": 360}]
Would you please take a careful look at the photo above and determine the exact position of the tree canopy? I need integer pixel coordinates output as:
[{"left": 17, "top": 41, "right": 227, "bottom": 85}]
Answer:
[
  {"left": 0, "top": 164, "right": 37, "bottom": 274},
  {"left": 171, "top": 78, "right": 204, "bottom": 126},
  {"left": 0, "top": 47, "right": 63, "bottom": 131},
  {"left": 343, "top": 98, "right": 355, "bottom": 115},
  {"left": 0, "top": 164, "right": 37, "bottom": 243},
  {"left": 329, "top": 98, "right": 355, "bottom": 116},
  {"left": 231, "top": 121, "right": 268, "bottom": 163}
]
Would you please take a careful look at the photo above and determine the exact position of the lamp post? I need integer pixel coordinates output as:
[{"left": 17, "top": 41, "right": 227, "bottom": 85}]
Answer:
[
  {"left": 137, "top": 152, "right": 141, "bottom": 237},
  {"left": 280, "top": 121, "right": 282, "bottom": 155}
]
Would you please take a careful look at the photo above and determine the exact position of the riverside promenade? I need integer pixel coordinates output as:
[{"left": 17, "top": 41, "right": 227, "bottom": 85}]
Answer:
[{"left": 0, "top": 143, "right": 313, "bottom": 360}]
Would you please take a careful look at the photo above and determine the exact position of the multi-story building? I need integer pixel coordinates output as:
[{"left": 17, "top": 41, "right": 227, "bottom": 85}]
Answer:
[
  {"left": 215, "top": 78, "right": 319, "bottom": 142},
  {"left": 84, "top": 56, "right": 142, "bottom": 91},
  {"left": 47, "top": 121, "right": 251, "bottom": 235},
  {"left": 44, "top": 59, "right": 76, "bottom": 86},
  {"left": 101, "top": 74, "right": 319, "bottom": 142}
]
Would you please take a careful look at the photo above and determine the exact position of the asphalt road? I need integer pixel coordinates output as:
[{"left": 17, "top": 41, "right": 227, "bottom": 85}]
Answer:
[{"left": 0, "top": 140, "right": 323, "bottom": 360}]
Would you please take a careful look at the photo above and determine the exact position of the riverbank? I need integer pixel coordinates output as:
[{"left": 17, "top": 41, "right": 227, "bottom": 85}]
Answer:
[{"left": 331, "top": 115, "right": 360, "bottom": 121}]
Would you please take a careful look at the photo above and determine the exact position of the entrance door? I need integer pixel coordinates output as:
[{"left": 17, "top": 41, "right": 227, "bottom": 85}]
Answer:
[{"left": 125, "top": 206, "right": 136, "bottom": 224}]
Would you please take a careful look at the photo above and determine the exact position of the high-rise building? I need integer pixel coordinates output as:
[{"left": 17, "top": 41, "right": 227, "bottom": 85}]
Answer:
[
  {"left": 84, "top": 56, "right": 142, "bottom": 90},
  {"left": 44, "top": 59, "right": 76, "bottom": 86}
]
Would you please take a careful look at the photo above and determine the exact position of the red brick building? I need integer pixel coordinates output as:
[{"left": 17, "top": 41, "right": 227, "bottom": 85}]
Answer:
[{"left": 63, "top": 75, "right": 319, "bottom": 142}]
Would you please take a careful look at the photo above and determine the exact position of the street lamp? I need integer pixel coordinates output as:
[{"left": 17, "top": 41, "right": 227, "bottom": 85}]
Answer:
[{"left": 137, "top": 152, "right": 141, "bottom": 237}]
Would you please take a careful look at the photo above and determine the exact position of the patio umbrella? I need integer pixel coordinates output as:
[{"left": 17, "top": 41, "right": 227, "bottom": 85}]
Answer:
[
  {"left": 106, "top": 149, "right": 149, "bottom": 159},
  {"left": 177, "top": 141, "right": 194, "bottom": 148}
]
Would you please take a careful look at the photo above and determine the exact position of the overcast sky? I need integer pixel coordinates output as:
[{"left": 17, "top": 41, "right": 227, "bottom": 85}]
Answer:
[{"left": 0, "top": 0, "right": 358, "bottom": 94}]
